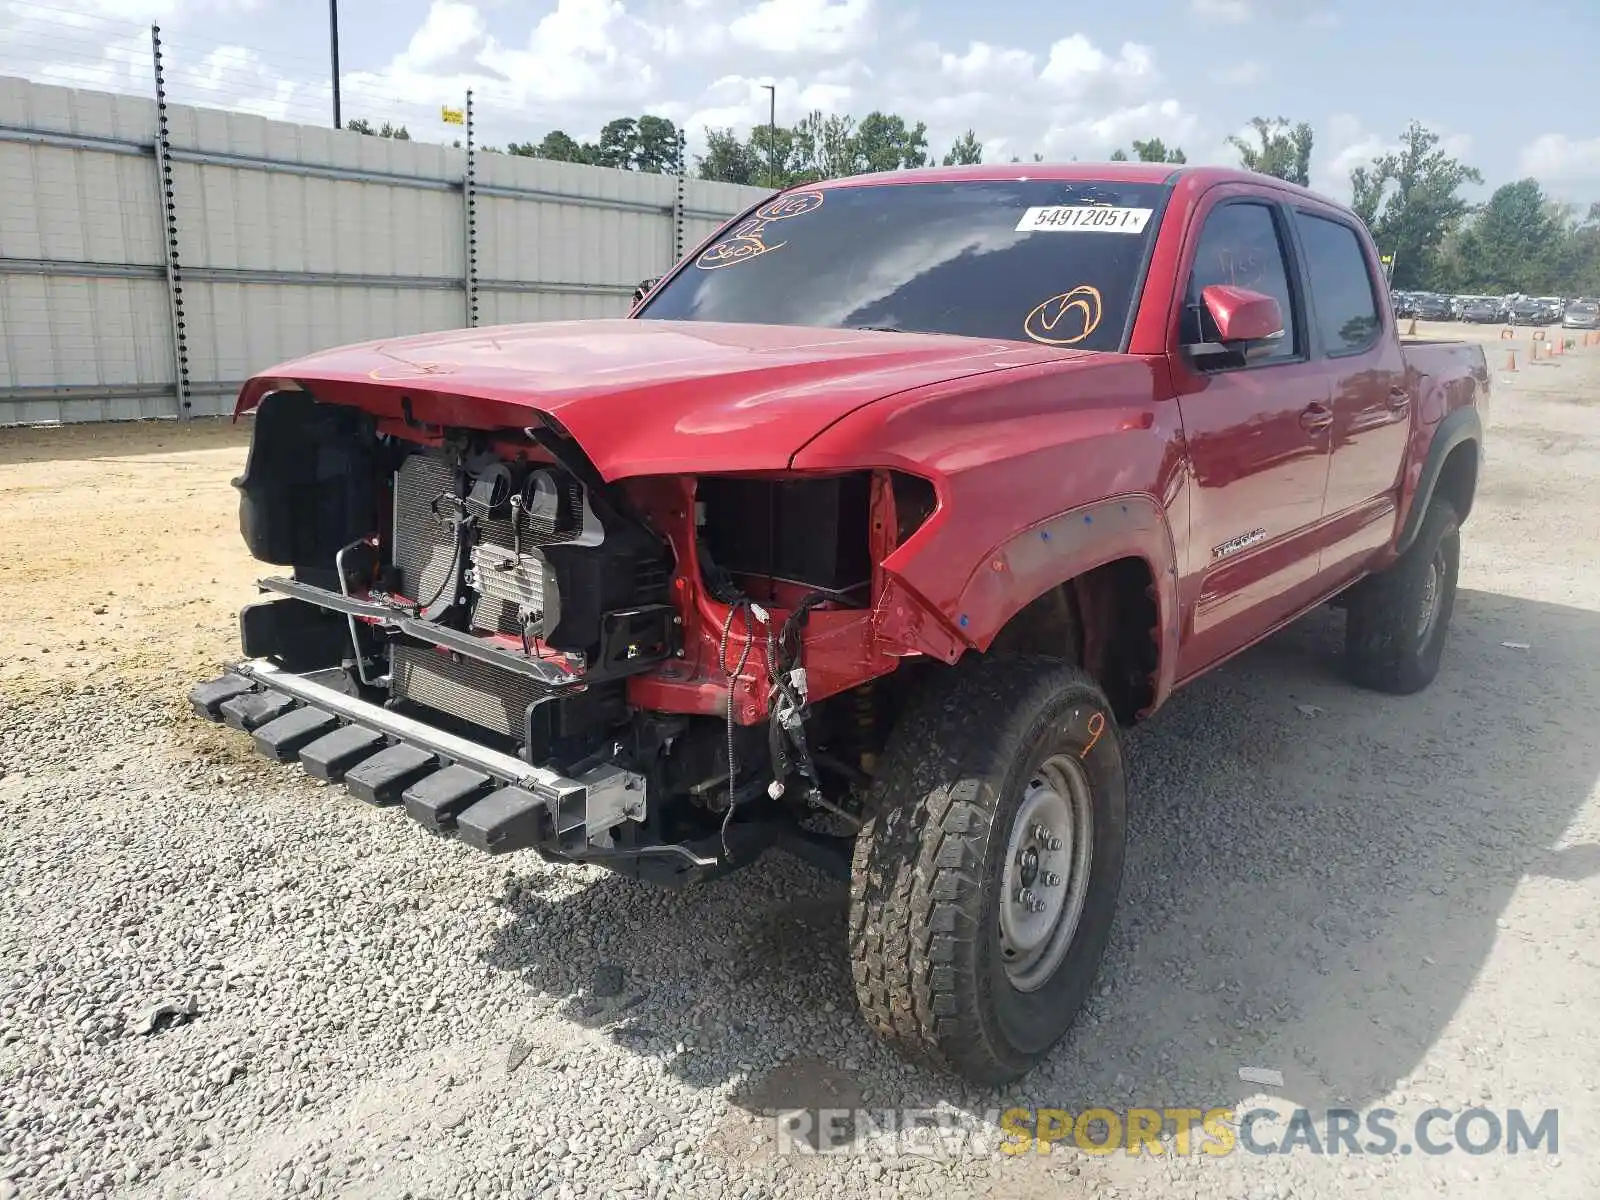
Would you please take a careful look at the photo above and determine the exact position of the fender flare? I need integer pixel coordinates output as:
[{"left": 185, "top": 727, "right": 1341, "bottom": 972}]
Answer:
[
  {"left": 944, "top": 493, "right": 1183, "bottom": 706},
  {"left": 1395, "top": 407, "right": 1482, "bottom": 556}
]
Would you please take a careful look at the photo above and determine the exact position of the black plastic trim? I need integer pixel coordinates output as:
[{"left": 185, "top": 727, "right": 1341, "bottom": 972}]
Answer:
[{"left": 1395, "top": 407, "right": 1482, "bottom": 555}]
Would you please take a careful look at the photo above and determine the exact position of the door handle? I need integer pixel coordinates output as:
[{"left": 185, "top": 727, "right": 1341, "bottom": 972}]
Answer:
[
  {"left": 1387, "top": 387, "right": 1411, "bottom": 410},
  {"left": 1299, "top": 403, "right": 1334, "bottom": 433}
]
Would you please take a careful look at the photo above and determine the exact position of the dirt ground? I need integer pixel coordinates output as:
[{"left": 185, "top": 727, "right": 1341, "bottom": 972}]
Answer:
[
  {"left": 1, "top": 321, "right": 1598, "bottom": 1199},
  {"left": 0, "top": 419, "right": 262, "bottom": 697}
]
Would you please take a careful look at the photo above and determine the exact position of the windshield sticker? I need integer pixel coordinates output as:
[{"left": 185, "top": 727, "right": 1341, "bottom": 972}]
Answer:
[
  {"left": 1016, "top": 206, "right": 1153, "bottom": 234},
  {"left": 1024, "top": 285, "right": 1104, "bottom": 346},
  {"left": 696, "top": 190, "right": 825, "bottom": 270}
]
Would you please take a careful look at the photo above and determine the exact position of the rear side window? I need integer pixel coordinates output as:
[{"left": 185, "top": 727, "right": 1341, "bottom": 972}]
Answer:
[
  {"left": 1182, "top": 202, "right": 1298, "bottom": 364},
  {"left": 1294, "top": 212, "right": 1381, "bottom": 355}
]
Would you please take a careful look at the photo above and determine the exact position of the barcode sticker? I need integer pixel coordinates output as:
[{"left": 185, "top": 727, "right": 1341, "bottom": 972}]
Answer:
[{"left": 1016, "top": 206, "right": 1153, "bottom": 234}]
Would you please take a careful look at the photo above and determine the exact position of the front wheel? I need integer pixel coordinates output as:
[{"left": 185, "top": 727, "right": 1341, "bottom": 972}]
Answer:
[
  {"left": 1345, "top": 498, "right": 1461, "bottom": 694},
  {"left": 847, "top": 657, "right": 1127, "bottom": 1085}
]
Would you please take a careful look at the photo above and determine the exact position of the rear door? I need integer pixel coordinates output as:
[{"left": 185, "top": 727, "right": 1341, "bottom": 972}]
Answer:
[
  {"left": 1170, "top": 188, "right": 1335, "bottom": 677},
  {"left": 1289, "top": 207, "right": 1411, "bottom": 581}
]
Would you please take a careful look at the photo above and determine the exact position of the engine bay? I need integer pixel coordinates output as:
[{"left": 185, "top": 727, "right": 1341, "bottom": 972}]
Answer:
[{"left": 227, "top": 389, "right": 929, "bottom": 883}]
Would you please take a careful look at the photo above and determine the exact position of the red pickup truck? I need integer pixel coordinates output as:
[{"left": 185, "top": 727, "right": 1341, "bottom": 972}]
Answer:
[{"left": 192, "top": 163, "right": 1488, "bottom": 1084}]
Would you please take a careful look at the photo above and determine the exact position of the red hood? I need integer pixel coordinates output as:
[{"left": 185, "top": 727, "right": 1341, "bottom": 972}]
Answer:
[{"left": 235, "top": 319, "right": 1084, "bottom": 479}]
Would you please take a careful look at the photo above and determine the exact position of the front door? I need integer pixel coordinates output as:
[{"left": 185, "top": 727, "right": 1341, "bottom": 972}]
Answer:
[{"left": 1171, "top": 192, "right": 1335, "bottom": 677}]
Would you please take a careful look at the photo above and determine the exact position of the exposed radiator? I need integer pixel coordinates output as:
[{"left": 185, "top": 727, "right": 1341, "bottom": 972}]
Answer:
[
  {"left": 389, "top": 645, "right": 543, "bottom": 738},
  {"left": 393, "top": 455, "right": 458, "bottom": 603}
]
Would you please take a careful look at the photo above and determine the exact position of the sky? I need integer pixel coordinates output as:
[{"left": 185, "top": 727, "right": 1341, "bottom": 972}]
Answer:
[{"left": 4, "top": 0, "right": 1599, "bottom": 208}]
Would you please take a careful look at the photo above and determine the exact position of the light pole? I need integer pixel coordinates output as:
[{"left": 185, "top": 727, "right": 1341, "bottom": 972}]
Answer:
[
  {"left": 760, "top": 83, "right": 776, "bottom": 187},
  {"left": 329, "top": 0, "right": 342, "bottom": 129}
]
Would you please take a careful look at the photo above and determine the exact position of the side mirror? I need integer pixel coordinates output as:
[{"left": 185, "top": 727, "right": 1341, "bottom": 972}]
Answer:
[
  {"left": 1203, "top": 284, "right": 1283, "bottom": 343},
  {"left": 631, "top": 277, "right": 660, "bottom": 306},
  {"left": 1185, "top": 284, "right": 1285, "bottom": 366}
]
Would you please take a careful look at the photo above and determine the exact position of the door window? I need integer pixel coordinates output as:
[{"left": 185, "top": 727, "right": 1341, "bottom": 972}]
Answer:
[
  {"left": 1182, "top": 202, "right": 1299, "bottom": 365},
  {"left": 1293, "top": 212, "right": 1382, "bottom": 355}
]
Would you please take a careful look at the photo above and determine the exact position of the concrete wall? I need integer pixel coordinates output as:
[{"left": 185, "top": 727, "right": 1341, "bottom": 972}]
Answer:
[{"left": 0, "top": 75, "right": 772, "bottom": 425}]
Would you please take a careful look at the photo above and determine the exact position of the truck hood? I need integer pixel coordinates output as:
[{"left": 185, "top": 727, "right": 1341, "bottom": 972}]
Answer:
[{"left": 236, "top": 319, "right": 1083, "bottom": 479}]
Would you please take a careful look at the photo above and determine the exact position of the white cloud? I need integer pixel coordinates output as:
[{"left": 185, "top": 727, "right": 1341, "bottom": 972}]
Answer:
[
  {"left": 1039, "top": 36, "right": 1155, "bottom": 96},
  {"left": 938, "top": 42, "right": 1036, "bottom": 87},
  {"left": 1210, "top": 60, "right": 1265, "bottom": 85},
  {"left": 1046, "top": 99, "right": 1200, "bottom": 159},
  {"left": 728, "top": 0, "right": 873, "bottom": 56},
  {"left": 1519, "top": 134, "right": 1600, "bottom": 183},
  {"left": 400, "top": 0, "right": 491, "bottom": 72},
  {"left": 1191, "top": 0, "right": 1253, "bottom": 23}
]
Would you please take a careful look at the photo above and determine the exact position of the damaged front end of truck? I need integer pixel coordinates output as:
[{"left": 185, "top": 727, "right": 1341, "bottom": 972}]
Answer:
[{"left": 191, "top": 378, "right": 956, "bottom": 887}]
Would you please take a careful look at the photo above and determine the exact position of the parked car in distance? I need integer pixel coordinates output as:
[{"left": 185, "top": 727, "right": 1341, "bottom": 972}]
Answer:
[
  {"left": 1564, "top": 298, "right": 1599, "bottom": 329},
  {"left": 1411, "top": 292, "right": 1454, "bottom": 320},
  {"left": 1459, "top": 297, "right": 1503, "bottom": 323},
  {"left": 1508, "top": 297, "right": 1552, "bottom": 325},
  {"left": 1392, "top": 291, "right": 1418, "bottom": 319},
  {"left": 193, "top": 163, "right": 1490, "bottom": 1085}
]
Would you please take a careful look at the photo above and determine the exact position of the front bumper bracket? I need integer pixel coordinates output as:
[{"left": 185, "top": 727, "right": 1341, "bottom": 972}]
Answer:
[{"left": 190, "top": 658, "right": 646, "bottom": 856}]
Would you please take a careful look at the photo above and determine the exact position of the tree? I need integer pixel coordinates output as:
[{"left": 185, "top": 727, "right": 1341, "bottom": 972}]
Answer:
[
  {"left": 1228, "top": 116, "right": 1312, "bottom": 186},
  {"left": 594, "top": 118, "right": 639, "bottom": 170},
  {"left": 507, "top": 130, "right": 591, "bottom": 163},
  {"left": 1555, "top": 203, "right": 1600, "bottom": 298},
  {"left": 696, "top": 127, "right": 762, "bottom": 185},
  {"left": 1455, "top": 179, "right": 1564, "bottom": 293},
  {"left": 941, "top": 129, "right": 982, "bottom": 166},
  {"left": 505, "top": 117, "right": 681, "bottom": 172},
  {"left": 1348, "top": 121, "right": 1482, "bottom": 289},
  {"left": 791, "top": 110, "right": 860, "bottom": 181},
  {"left": 1109, "top": 139, "right": 1186, "bottom": 163},
  {"left": 748, "top": 123, "right": 802, "bottom": 187},
  {"left": 345, "top": 118, "right": 410, "bottom": 140},
  {"left": 634, "top": 115, "right": 682, "bottom": 174},
  {"left": 853, "top": 111, "right": 929, "bottom": 173}
]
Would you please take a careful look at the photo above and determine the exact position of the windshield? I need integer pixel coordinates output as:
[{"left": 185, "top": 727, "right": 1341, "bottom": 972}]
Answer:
[{"left": 636, "top": 179, "right": 1170, "bottom": 352}]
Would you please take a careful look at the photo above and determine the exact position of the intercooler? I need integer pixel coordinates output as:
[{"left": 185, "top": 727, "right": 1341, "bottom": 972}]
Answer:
[
  {"left": 384, "top": 449, "right": 670, "bottom": 737},
  {"left": 391, "top": 453, "right": 577, "bottom": 637},
  {"left": 388, "top": 452, "right": 580, "bottom": 735},
  {"left": 389, "top": 644, "right": 543, "bottom": 739}
]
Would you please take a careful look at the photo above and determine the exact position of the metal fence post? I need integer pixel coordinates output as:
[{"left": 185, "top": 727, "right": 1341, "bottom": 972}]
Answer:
[
  {"left": 463, "top": 90, "right": 479, "bottom": 328},
  {"left": 150, "top": 25, "right": 191, "bottom": 419},
  {"left": 672, "top": 131, "right": 687, "bottom": 266}
]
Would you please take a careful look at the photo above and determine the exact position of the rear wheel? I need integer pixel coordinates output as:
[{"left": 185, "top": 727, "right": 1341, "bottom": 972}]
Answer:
[
  {"left": 1345, "top": 498, "right": 1460, "bottom": 694},
  {"left": 847, "top": 656, "right": 1127, "bottom": 1084}
]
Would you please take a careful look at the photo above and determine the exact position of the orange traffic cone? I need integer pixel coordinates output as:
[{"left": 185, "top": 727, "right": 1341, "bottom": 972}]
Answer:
[
  {"left": 1555, "top": 337, "right": 1565, "bottom": 356},
  {"left": 1504, "top": 350, "right": 1517, "bottom": 371}
]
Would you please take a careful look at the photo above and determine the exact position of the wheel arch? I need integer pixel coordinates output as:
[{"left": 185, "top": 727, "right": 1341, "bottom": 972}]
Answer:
[
  {"left": 950, "top": 494, "right": 1182, "bottom": 721},
  {"left": 1396, "top": 407, "right": 1481, "bottom": 556}
]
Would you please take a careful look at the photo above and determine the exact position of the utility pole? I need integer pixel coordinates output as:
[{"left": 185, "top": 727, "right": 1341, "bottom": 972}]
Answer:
[
  {"left": 761, "top": 83, "right": 776, "bottom": 188},
  {"left": 329, "top": 0, "right": 342, "bottom": 129}
]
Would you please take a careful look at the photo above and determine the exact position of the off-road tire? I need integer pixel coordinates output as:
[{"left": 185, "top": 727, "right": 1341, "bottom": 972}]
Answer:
[
  {"left": 847, "top": 656, "right": 1127, "bottom": 1084},
  {"left": 1345, "top": 498, "right": 1460, "bottom": 694}
]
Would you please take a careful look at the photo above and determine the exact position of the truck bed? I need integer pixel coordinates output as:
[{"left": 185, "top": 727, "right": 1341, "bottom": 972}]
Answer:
[{"left": 1401, "top": 338, "right": 1491, "bottom": 425}]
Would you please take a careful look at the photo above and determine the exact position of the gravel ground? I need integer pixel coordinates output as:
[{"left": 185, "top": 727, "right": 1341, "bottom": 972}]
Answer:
[{"left": 2, "top": 326, "right": 1598, "bottom": 1200}]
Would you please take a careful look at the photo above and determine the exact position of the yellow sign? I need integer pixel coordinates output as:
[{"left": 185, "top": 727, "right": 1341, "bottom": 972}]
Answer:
[
  {"left": 441, "top": 106, "right": 464, "bottom": 126},
  {"left": 1380, "top": 254, "right": 1394, "bottom": 264}
]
